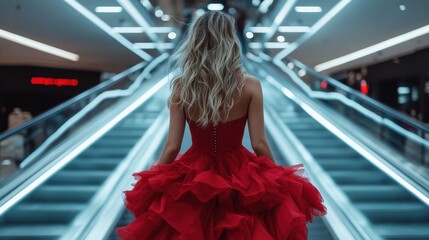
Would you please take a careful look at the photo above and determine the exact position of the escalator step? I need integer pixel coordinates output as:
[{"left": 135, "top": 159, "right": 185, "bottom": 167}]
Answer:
[
  {"left": 90, "top": 139, "right": 139, "bottom": 147},
  {"left": 318, "top": 160, "right": 373, "bottom": 170},
  {"left": 356, "top": 202, "right": 429, "bottom": 223},
  {"left": 3, "top": 203, "right": 85, "bottom": 224},
  {"left": 66, "top": 159, "right": 119, "bottom": 171},
  {"left": 46, "top": 170, "right": 111, "bottom": 185},
  {"left": 0, "top": 224, "right": 67, "bottom": 239},
  {"left": 310, "top": 149, "right": 360, "bottom": 158},
  {"left": 374, "top": 223, "right": 429, "bottom": 239},
  {"left": 80, "top": 148, "right": 129, "bottom": 158},
  {"left": 293, "top": 131, "right": 334, "bottom": 138},
  {"left": 25, "top": 185, "right": 99, "bottom": 202},
  {"left": 329, "top": 170, "right": 393, "bottom": 184},
  {"left": 299, "top": 139, "right": 346, "bottom": 147},
  {"left": 341, "top": 185, "right": 416, "bottom": 202}
]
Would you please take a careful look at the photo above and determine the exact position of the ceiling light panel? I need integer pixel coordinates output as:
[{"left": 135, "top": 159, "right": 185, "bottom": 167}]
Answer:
[
  {"left": 295, "top": 6, "right": 322, "bottom": 13},
  {"left": 64, "top": 0, "right": 152, "bottom": 60},
  {"left": 314, "top": 24, "right": 429, "bottom": 72},
  {"left": 95, "top": 6, "right": 123, "bottom": 13},
  {"left": 274, "top": 0, "right": 351, "bottom": 60},
  {"left": 0, "top": 28, "right": 79, "bottom": 61}
]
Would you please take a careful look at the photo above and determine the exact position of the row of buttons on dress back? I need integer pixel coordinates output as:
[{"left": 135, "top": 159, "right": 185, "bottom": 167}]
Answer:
[{"left": 213, "top": 126, "right": 217, "bottom": 169}]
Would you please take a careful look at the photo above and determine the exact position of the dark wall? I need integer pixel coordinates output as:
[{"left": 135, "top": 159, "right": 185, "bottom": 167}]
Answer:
[
  {"left": 332, "top": 47, "right": 429, "bottom": 122},
  {"left": 0, "top": 65, "right": 101, "bottom": 131}
]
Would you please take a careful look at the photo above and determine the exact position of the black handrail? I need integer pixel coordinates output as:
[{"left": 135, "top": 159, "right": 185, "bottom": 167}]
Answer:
[
  {"left": 0, "top": 62, "right": 147, "bottom": 141},
  {"left": 289, "top": 58, "right": 429, "bottom": 133}
]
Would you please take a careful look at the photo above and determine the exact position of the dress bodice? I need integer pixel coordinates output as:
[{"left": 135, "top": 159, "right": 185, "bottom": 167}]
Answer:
[{"left": 187, "top": 115, "right": 247, "bottom": 157}]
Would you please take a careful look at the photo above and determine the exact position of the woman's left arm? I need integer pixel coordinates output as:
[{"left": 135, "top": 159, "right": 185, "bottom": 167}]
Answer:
[{"left": 157, "top": 97, "right": 186, "bottom": 164}]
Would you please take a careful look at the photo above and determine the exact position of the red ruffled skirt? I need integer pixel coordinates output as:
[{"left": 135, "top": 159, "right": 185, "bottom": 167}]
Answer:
[{"left": 117, "top": 146, "right": 326, "bottom": 239}]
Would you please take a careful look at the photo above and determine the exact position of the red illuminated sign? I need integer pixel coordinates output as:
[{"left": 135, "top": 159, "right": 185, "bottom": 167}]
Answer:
[
  {"left": 31, "top": 77, "right": 79, "bottom": 87},
  {"left": 320, "top": 81, "right": 328, "bottom": 90},
  {"left": 360, "top": 80, "right": 369, "bottom": 95}
]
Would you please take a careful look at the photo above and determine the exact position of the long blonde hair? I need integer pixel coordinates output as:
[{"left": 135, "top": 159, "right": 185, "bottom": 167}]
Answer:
[{"left": 169, "top": 11, "right": 245, "bottom": 127}]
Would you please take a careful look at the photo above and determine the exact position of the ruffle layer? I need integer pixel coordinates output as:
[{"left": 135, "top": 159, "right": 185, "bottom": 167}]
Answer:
[{"left": 117, "top": 146, "right": 326, "bottom": 240}]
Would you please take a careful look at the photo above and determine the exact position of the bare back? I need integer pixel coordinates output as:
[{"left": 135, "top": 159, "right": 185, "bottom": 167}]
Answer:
[
  {"left": 185, "top": 74, "right": 254, "bottom": 123},
  {"left": 158, "top": 74, "right": 275, "bottom": 164}
]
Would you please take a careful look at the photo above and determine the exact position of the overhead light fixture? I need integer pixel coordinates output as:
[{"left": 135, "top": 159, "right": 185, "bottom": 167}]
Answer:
[
  {"left": 248, "top": 27, "right": 270, "bottom": 33},
  {"left": 278, "top": 26, "right": 310, "bottom": 32},
  {"left": 0, "top": 28, "right": 79, "bottom": 61},
  {"left": 195, "top": 9, "right": 205, "bottom": 17},
  {"left": 274, "top": 0, "right": 351, "bottom": 61},
  {"left": 246, "top": 32, "right": 254, "bottom": 39},
  {"left": 252, "top": 0, "right": 261, "bottom": 6},
  {"left": 249, "top": 42, "right": 289, "bottom": 49},
  {"left": 259, "top": 0, "right": 273, "bottom": 13},
  {"left": 264, "top": 0, "right": 296, "bottom": 42},
  {"left": 207, "top": 3, "right": 224, "bottom": 11},
  {"left": 140, "top": 0, "right": 153, "bottom": 10},
  {"left": 118, "top": 0, "right": 161, "bottom": 51},
  {"left": 155, "top": 9, "right": 163, "bottom": 17},
  {"left": 167, "top": 32, "right": 176, "bottom": 40},
  {"left": 277, "top": 35, "right": 285, "bottom": 42},
  {"left": 315, "top": 23, "right": 429, "bottom": 72},
  {"left": 64, "top": 0, "right": 152, "bottom": 60},
  {"left": 112, "top": 27, "right": 175, "bottom": 34},
  {"left": 149, "top": 27, "right": 176, "bottom": 33},
  {"left": 134, "top": 42, "right": 175, "bottom": 49},
  {"left": 161, "top": 14, "right": 170, "bottom": 21},
  {"left": 112, "top": 27, "right": 144, "bottom": 33},
  {"left": 399, "top": 5, "right": 406, "bottom": 11},
  {"left": 95, "top": 6, "right": 123, "bottom": 13},
  {"left": 295, "top": 6, "right": 322, "bottom": 13}
]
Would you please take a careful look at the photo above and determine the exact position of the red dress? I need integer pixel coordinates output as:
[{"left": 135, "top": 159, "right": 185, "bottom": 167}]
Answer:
[{"left": 117, "top": 115, "right": 326, "bottom": 239}]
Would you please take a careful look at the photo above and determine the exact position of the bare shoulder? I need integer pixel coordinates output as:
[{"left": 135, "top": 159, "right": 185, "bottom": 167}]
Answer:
[{"left": 242, "top": 74, "right": 262, "bottom": 95}]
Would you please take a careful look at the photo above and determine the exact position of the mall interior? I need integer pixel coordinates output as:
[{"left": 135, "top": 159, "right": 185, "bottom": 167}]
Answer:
[{"left": 0, "top": 0, "right": 428, "bottom": 239}]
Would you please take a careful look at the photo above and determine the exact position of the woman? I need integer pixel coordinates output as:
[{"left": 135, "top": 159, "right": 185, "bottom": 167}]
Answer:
[{"left": 117, "top": 11, "right": 326, "bottom": 239}]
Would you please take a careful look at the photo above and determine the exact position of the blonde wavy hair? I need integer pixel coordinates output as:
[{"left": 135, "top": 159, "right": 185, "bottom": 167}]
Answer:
[{"left": 169, "top": 11, "right": 245, "bottom": 127}]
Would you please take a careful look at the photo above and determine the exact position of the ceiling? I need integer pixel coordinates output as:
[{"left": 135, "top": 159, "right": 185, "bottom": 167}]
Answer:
[{"left": 0, "top": 0, "right": 428, "bottom": 74}]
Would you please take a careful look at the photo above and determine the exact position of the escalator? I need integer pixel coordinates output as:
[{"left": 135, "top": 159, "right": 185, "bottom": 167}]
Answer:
[
  {"left": 249, "top": 58, "right": 429, "bottom": 239},
  {"left": 108, "top": 105, "right": 336, "bottom": 240},
  {"left": 0, "top": 98, "right": 163, "bottom": 239},
  {"left": 0, "top": 55, "right": 171, "bottom": 239}
]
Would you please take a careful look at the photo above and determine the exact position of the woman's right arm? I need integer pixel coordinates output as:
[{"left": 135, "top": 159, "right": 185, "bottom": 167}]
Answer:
[{"left": 247, "top": 77, "right": 275, "bottom": 163}]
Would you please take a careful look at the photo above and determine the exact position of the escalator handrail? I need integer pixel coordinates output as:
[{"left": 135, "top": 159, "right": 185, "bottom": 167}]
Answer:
[
  {"left": 0, "top": 62, "right": 147, "bottom": 141},
  {"left": 289, "top": 58, "right": 429, "bottom": 133}
]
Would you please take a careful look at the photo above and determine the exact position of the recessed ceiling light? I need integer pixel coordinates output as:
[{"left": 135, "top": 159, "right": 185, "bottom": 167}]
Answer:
[
  {"left": 161, "top": 15, "right": 170, "bottom": 21},
  {"left": 315, "top": 24, "right": 429, "bottom": 72},
  {"left": 0, "top": 28, "right": 79, "bottom": 61},
  {"left": 277, "top": 35, "right": 285, "bottom": 42},
  {"left": 295, "top": 6, "right": 322, "bottom": 13},
  {"left": 95, "top": 6, "right": 123, "bottom": 13},
  {"left": 207, "top": 3, "right": 224, "bottom": 11},
  {"left": 246, "top": 32, "right": 254, "bottom": 39},
  {"left": 155, "top": 9, "right": 163, "bottom": 17},
  {"left": 399, "top": 5, "right": 406, "bottom": 11},
  {"left": 168, "top": 32, "right": 176, "bottom": 40}
]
